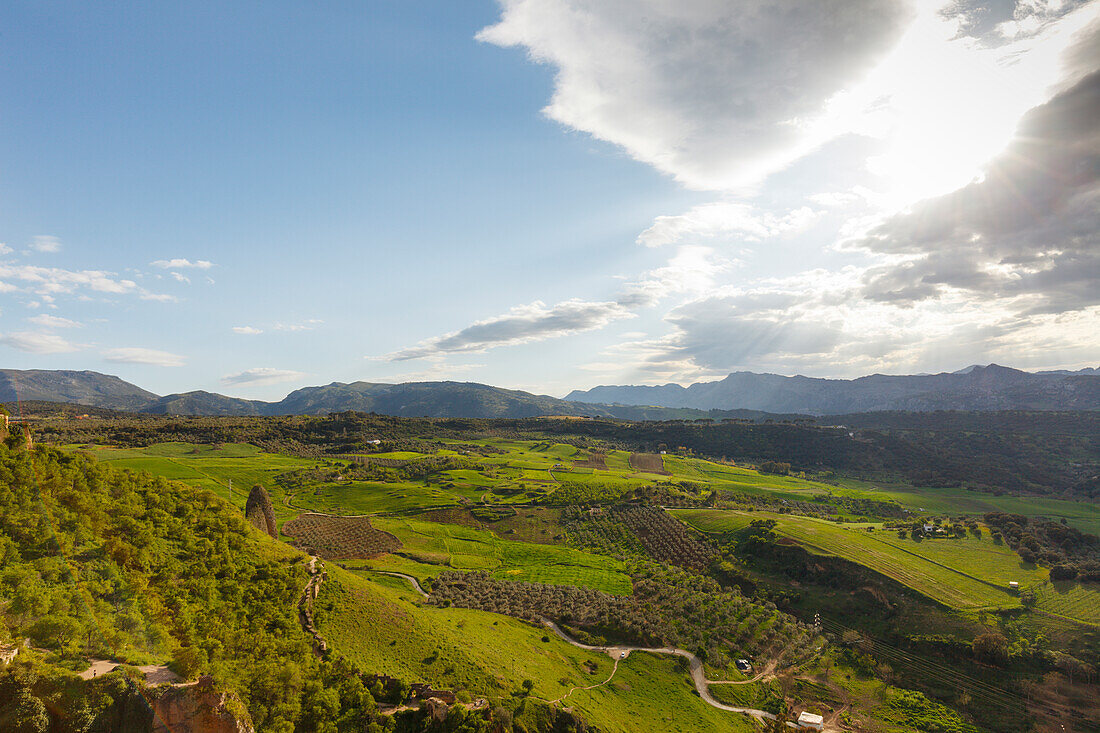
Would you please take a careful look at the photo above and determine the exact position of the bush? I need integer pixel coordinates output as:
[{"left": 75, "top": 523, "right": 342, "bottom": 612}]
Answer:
[{"left": 1050, "top": 564, "right": 1078, "bottom": 581}]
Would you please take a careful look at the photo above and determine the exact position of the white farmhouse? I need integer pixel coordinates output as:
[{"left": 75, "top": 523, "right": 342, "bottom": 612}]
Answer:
[{"left": 796, "top": 711, "right": 824, "bottom": 730}]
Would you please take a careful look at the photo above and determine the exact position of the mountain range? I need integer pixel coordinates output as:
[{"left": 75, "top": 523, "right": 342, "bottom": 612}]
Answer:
[
  {"left": 565, "top": 364, "right": 1100, "bottom": 415},
  {"left": 1, "top": 364, "right": 1098, "bottom": 419}
]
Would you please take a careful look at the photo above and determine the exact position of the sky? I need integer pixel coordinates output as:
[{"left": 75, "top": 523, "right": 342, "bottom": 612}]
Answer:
[{"left": 1, "top": 0, "right": 1098, "bottom": 400}]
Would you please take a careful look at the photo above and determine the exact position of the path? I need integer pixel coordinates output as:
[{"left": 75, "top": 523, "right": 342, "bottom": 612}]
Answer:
[
  {"left": 545, "top": 658, "right": 620, "bottom": 705},
  {"left": 78, "top": 660, "right": 183, "bottom": 686},
  {"left": 367, "top": 570, "right": 843, "bottom": 729},
  {"left": 540, "top": 619, "right": 777, "bottom": 722},
  {"left": 362, "top": 569, "right": 429, "bottom": 599},
  {"left": 299, "top": 556, "right": 330, "bottom": 657}
]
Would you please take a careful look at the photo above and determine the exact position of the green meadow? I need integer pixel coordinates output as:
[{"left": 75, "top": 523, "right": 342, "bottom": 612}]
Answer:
[
  {"left": 78, "top": 442, "right": 319, "bottom": 522},
  {"left": 370, "top": 516, "right": 632, "bottom": 594}
]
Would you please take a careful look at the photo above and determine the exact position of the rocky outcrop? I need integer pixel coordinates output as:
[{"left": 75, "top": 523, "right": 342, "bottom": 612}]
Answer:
[
  {"left": 150, "top": 678, "right": 254, "bottom": 733},
  {"left": 244, "top": 485, "right": 277, "bottom": 538}
]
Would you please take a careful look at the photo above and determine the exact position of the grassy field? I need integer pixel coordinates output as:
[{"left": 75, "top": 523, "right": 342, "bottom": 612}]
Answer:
[
  {"left": 82, "top": 439, "right": 1100, "bottom": 535},
  {"left": 79, "top": 442, "right": 320, "bottom": 522},
  {"left": 675, "top": 508, "right": 1100, "bottom": 626},
  {"left": 370, "top": 516, "right": 632, "bottom": 594},
  {"left": 829, "top": 478, "right": 1100, "bottom": 536},
  {"left": 673, "top": 509, "right": 1030, "bottom": 612},
  {"left": 318, "top": 566, "right": 756, "bottom": 732}
]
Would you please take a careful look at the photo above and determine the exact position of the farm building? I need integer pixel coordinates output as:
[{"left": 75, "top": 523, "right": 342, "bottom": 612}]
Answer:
[
  {"left": 1009, "top": 581, "right": 1020, "bottom": 591},
  {"left": 796, "top": 710, "right": 824, "bottom": 730}
]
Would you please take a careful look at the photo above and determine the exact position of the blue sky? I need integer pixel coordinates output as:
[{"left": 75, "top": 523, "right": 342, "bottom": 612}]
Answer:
[{"left": 2, "top": 1, "right": 1098, "bottom": 399}]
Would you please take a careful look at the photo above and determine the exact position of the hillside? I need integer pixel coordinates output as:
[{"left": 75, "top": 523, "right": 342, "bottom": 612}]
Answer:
[
  {"left": 565, "top": 364, "right": 1100, "bottom": 414},
  {"left": 0, "top": 369, "right": 157, "bottom": 410}
]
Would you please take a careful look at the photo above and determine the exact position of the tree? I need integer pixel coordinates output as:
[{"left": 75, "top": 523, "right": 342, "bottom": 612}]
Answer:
[
  {"left": 973, "top": 633, "right": 1009, "bottom": 665},
  {"left": 1050, "top": 564, "right": 1078, "bottom": 581}
]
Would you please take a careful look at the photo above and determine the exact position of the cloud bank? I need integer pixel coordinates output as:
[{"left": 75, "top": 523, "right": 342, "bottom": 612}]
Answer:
[{"left": 479, "top": 0, "right": 911, "bottom": 190}]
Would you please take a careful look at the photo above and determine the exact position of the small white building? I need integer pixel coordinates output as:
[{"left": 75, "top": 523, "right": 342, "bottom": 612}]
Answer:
[
  {"left": 1009, "top": 581, "right": 1020, "bottom": 591},
  {"left": 796, "top": 711, "right": 824, "bottom": 730}
]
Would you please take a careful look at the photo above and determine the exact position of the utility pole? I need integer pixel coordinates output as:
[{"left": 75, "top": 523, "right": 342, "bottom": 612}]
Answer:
[{"left": 229, "top": 478, "right": 232, "bottom": 505}]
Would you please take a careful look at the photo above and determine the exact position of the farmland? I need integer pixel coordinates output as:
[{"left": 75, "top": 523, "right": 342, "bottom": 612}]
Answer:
[
  {"left": 80, "top": 437, "right": 1100, "bottom": 534},
  {"left": 673, "top": 508, "right": 1100, "bottom": 626},
  {"left": 281, "top": 514, "right": 401, "bottom": 559},
  {"left": 60, "top": 423, "right": 1100, "bottom": 733},
  {"left": 369, "top": 515, "right": 633, "bottom": 594}
]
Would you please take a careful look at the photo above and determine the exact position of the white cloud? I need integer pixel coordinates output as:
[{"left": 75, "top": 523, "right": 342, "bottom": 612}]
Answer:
[
  {"left": 479, "top": 0, "right": 912, "bottom": 190},
  {"left": 102, "top": 347, "right": 185, "bottom": 367},
  {"left": 855, "top": 67, "right": 1100, "bottom": 314},
  {"left": 364, "top": 360, "right": 483, "bottom": 384},
  {"left": 274, "top": 319, "right": 323, "bottom": 332},
  {"left": 638, "top": 202, "right": 819, "bottom": 248},
  {"left": 29, "top": 235, "right": 61, "bottom": 253},
  {"left": 150, "top": 258, "right": 214, "bottom": 269},
  {"left": 170, "top": 272, "right": 191, "bottom": 284},
  {"left": 221, "top": 367, "right": 306, "bottom": 386},
  {"left": 0, "top": 263, "right": 151, "bottom": 299},
  {"left": 386, "top": 298, "right": 636, "bottom": 361},
  {"left": 232, "top": 326, "right": 263, "bottom": 335},
  {"left": 27, "top": 314, "right": 81, "bottom": 329},
  {"left": 0, "top": 243, "right": 12, "bottom": 255},
  {"left": 0, "top": 331, "right": 79, "bottom": 354}
]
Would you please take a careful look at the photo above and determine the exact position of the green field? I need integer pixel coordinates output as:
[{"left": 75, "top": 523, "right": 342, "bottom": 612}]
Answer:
[
  {"left": 80, "top": 442, "right": 319, "bottom": 521},
  {"left": 84, "top": 439, "right": 1100, "bottom": 628},
  {"left": 318, "top": 567, "right": 756, "bottom": 733},
  {"left": 370, "top": 516, "right": 632, "bottom": 594},
  {"left": 829, "top": 478, "right": 1100, "bottom": 536},
  {"left": 674, "top": 509, "right": 1031, "bottom": 611},
  {"left": 675, "top": 508, "right": 1100, "bottom": 625}
]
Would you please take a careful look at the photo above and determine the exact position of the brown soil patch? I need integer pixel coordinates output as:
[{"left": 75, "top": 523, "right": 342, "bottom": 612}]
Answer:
[
  {"left": 629, "top": 452, "right": 670, "bottom": 475},
  {"left": 282, "top": 514, "right": 402, "bottom": 559},
  {"left": 573, "top": 452, "right": 608, "bottom": 470}
]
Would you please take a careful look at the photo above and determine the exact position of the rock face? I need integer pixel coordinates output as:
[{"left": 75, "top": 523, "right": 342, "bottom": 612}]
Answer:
[
  {"left": 244, "top": 485, "right": 277, "bottom": 538},
  {"left": 151, "top": 680, "right": 254, "bottom": 733}
]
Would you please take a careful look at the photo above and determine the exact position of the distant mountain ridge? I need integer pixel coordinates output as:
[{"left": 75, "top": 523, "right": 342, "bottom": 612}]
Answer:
[
  {"left": 0, "top": 370, "right": 702, "bottom": 419},
  {"left": 565, "top": 364, "right": 1100, "bottom": 415},
  {"left": 1, "top": 365, "right": 1098, "bottom": 418}
]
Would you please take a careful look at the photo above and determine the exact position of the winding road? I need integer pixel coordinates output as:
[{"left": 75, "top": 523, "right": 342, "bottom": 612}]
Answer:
[
  {"left": 539, "top": 619, "right": 779, "bottom": 722},
  {"left": 362, "top": 570, "right": 790, "bottom": 724},
  {"left": 361, "top": 569, "right": 429, "bottom": 599}
]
